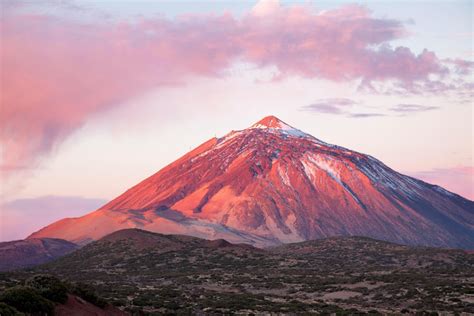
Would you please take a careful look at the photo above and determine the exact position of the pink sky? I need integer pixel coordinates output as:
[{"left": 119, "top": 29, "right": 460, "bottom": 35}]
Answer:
[{"left": 0, "top": 0, "right": 472, "bottom": 241}]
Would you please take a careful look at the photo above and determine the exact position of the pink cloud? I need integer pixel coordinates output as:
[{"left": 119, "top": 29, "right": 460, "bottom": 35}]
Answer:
[
  {"left": 444, "top": 58, "right": 474, "bottom": 75},
  {"left": 0, "top": 1, "right": 467, "bottom": 173},
  {"left": 409, "top": 166, "right": 474, "bottom": 200},
  {"left": 238, "top": 4, "right": 446, "bottom": 83}
]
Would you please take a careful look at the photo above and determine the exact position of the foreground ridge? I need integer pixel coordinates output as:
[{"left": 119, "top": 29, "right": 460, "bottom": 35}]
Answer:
[{"left": 4, "top": 228, "right": 473, "bottom": 314}]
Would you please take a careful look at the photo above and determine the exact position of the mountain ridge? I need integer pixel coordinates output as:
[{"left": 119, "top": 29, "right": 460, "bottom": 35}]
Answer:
[{"left": 29, "top": 116, "right": 474, "bottom": 249}]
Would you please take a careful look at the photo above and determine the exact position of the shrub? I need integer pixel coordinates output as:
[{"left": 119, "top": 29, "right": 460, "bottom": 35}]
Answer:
[
  {"left": 25, "top": 275, "right": 68, "bottom": 304},
  {"left": 0, "top": 286, "right": 54, "bottom": 315},
  {"left": 71, "top": 283, "right": 107, "bottom": 308},
  {"left": 0, "top": 302, "right": 23, "bottom": 316}
]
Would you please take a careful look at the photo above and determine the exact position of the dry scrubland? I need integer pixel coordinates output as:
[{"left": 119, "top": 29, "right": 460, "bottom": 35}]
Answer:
[{"left": 0, "top": 229, "right": 473, "bottom": 315}]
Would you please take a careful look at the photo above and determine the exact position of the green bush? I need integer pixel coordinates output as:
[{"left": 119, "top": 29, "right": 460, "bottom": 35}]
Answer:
[
  {"left": 0, "top": 286, "right": 54, "bottom": 315},
  {"left": 71, "top": 283, "right": 107, "bottom": 308},
  {"left": 0, "top": 302, "right": 23, "bottom": 316},
  {"left": 25, "top": 275, "right": 68, "bottom": 304}
]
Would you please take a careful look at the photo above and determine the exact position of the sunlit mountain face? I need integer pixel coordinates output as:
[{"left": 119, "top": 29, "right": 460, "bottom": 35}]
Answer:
[{"left": 30, "top": 116, "right": 474, "bottom": 249}]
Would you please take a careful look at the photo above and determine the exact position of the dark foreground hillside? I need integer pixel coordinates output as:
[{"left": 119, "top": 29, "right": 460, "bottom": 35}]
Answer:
[
  {"left": 0, "top": 238, "right": 78, "bottom": 271},
  {"left": 1, "top": 229, "right": 473, "bottom": 315},
  {"left": 0, "top": 274, "right": 127, "bottom": 315}
]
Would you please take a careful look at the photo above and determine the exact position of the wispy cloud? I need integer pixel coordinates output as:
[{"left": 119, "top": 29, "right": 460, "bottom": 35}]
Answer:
[
  {"left": 390, "top": 104, "right": 439, "bottom": 113},
  {"left": 301, "top": 99, "right": 440, "bottom": 118},
  {"left": 348, "top": 113, "right": 386, "bottom": 118},
  {"left": 300, "top": 98, "right": 385, "bottom": 118},
  {"left": 1, "top": 0, "right": 471, "bottom": 174},
  {"left": 300, "top": 98, "right": 358, "bottom": 114}
]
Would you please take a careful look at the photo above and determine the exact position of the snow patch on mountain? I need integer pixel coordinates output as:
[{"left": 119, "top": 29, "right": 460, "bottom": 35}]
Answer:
[
  {"left": 307, "top": 154, "right": 341, "bottom": 181},
  {"left": 215, "top": 130, "right": 244, "bottom": 149},
  {"left": 250, "top": 115, "right": 308, "bottom": 138},
  {"left": 278, "top": 165, "right": 291, "bottom": 187},
  {"left": 302, "top": 154, "right": 364, "bottom": 207}
]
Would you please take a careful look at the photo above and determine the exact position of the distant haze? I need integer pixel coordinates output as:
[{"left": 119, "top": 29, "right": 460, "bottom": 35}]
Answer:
[{"left": 0, "top": 196, "right": 107, "bottom": 241}]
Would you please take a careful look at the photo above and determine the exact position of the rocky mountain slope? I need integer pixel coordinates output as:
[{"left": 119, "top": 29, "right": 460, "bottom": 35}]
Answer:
[
  {"left": 29, "top": 116, "right": 474, "bottom": 248},
  {"left": 4, "top": 229, "right": 473, "bottom": 314},
  {"left": 0, "top": 238, "right": 78, "bottom": 271}
]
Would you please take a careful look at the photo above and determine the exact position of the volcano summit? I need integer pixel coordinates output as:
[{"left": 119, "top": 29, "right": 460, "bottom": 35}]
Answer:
[{"left": 30, "top": 116, "right": 474, "bottom": 248}]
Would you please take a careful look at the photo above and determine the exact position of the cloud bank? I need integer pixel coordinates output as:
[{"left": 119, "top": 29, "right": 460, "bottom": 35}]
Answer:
[{"left": 1, "top": 0, "right": 470, "bottom": 173}]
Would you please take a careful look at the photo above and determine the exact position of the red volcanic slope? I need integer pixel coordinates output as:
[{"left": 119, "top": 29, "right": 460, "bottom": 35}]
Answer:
[{"left": 29, "top": 116, "right": 474, "bottom": 248}]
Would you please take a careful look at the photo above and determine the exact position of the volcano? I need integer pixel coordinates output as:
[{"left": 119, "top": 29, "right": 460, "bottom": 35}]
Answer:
[{"left": 29, "top": 116, "right": 474, "bottom": 248}]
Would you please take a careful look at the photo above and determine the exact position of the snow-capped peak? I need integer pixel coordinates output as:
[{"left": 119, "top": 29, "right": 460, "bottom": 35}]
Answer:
[
  {"left": 30, "top": 115, "right": 474, "bottom": 250},
  {"left": 251, "top": 115, "right": 294, "bottom": 130},
  {"left": 250, "top": 115, "right": 308, "bottom": 137}
]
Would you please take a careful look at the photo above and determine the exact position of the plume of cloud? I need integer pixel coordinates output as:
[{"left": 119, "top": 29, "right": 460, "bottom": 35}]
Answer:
[{"left": 0, "top": 0, "right": 469, "bottom": 173}]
